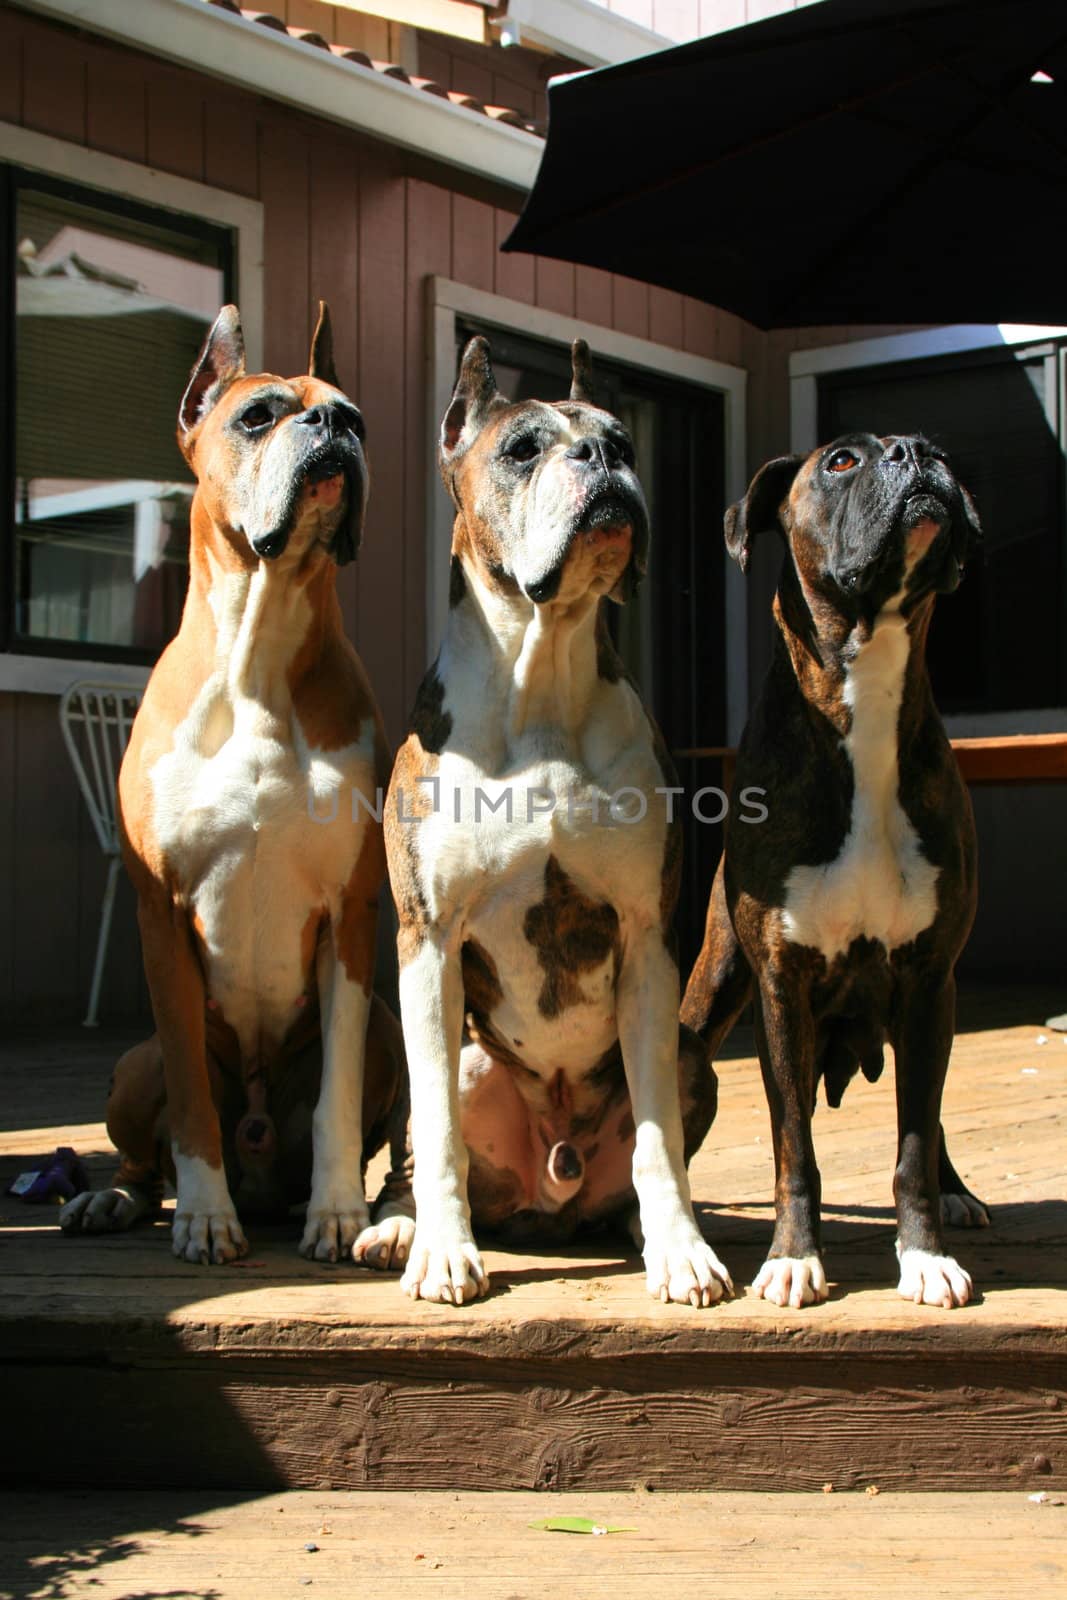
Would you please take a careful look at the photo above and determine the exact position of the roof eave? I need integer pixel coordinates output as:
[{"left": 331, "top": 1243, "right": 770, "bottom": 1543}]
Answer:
[{"left": 13, "top": 0, "right": 544, "bottom": 192}]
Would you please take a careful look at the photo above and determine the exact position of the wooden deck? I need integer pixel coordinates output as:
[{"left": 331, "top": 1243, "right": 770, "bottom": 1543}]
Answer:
[
  {"left": 2, "top": 1487, "right": 1064, "bottom": 1599},
  {"left": 2, "top": 987, "right": 1065, "bottom": 1496}
]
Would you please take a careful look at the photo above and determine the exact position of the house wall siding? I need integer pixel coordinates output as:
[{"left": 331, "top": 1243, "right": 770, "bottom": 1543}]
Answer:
[{"left": 0, "top": 6, "right": 760, "bottom": 1022}]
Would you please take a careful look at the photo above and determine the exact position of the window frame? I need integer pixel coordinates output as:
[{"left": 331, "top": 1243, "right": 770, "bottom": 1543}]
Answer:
[
  {"left": 0, "top": 122, "right": 264, "bottom": 693},
  {"left": 790, "top": 324, "right": 1067, "bottom": 737}
]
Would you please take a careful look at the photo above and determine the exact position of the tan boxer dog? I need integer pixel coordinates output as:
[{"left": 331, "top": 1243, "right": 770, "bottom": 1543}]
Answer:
[
  {"left": 683, "top": 433, "right": 985, "bottom": 1309},
  {"left": 384, "top": 336, "right": 729, "bottom": 1306},
  {"left": 61, "top": 304, "right": 414, "bottom": 1269}
]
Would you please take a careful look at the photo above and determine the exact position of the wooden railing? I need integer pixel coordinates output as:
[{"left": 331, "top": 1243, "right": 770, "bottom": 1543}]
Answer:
[{"left": 673, "top": 733, "right": 1067, "bottom": 793}]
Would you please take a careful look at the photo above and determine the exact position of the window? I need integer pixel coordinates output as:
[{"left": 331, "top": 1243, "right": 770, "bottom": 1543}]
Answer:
[
  {"left": 818, "top": 344, "right": 1065, "bottom": 716},
  {"left": 2, "top": 168, "right": 233, "bottom": 661}
]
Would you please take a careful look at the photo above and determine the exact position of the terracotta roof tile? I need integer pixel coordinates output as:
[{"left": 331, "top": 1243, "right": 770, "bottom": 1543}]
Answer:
[{"left": 203, "top": 0, "right": 544, "bottom": 136}]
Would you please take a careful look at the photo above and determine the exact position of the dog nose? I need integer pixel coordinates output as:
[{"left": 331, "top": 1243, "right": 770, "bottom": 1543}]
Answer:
[
  {"left": 883, "top": 436, "right": 925, "bottom": 468},
  {"left": 295, "top": 400, "right": 363, "bottom": 440},
  {"left": 565, "top": 436, "right": 619, "bottom": 471}
]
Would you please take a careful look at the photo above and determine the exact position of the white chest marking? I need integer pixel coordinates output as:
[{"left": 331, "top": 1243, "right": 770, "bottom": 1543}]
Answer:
[
  {"left": 148, "top": 570, "right": 376, "bottom": 1056},
  {"left": 781, "top": 608, "right": 939, "bottom": 962}
]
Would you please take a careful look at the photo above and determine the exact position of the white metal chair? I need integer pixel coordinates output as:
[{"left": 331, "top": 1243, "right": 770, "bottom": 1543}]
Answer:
[{"left": 59, "top": 681, "right": 143, "bottom": 1027}]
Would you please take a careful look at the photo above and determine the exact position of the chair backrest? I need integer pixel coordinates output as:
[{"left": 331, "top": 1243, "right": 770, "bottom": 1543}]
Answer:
[{"left": 59, "top": 682, "right": 144, "bottom": 856}]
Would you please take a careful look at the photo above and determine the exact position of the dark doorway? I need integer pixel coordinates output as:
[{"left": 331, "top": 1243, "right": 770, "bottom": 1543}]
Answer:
[{"left": 819, "top": 344, "right": 1065, "bottom": 715}]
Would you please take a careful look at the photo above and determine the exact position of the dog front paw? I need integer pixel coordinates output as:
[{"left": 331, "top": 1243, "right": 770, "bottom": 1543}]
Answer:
[
  {"left": 401, "top": 1232, "right": 489, "bottom": 1304},
  {"left": 752, "top": 1255, "right": 828, "bottom": 1308},
  {"left": 643, "top": 1232, "right": 733, "bottom": 1307},
  {"left": 940, "top": 1191, "right": 990, "bottom": 1228},
  {"left": 172, "top": 1205, "right": 248, "bottom": 1265},
  {"left": 300, "top": 1201, "right": 371, "bottom": 1264},
  {"left": 60, "top": 1186, "right": 151, "bottom": 1234},
  {"left": 897, "top": 1248, "right": 972, "bottom": 1308},
  {"left": 352, "top": 1214, "right": 415, "bottom": 1271}
]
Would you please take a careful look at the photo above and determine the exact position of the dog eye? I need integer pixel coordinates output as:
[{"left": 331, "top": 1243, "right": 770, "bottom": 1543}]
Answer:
[
  {"left": 239, "top": 403, "right": 274, "bottom": 432},
  {"left": 826, "top": 449, "right": 859, "bottom": 474},
  {"left": 504, "top": 435, "right": 540, "bottom": 463}
]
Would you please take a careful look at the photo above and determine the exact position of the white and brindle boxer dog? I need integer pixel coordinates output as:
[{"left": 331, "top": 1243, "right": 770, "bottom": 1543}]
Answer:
[
  {"left": 682, "top": 432, "right": 987, "bottom": 1310},
  {"left": 384, "top": 336, "right": 729, "bottom": 1308},
  {"left": 61, "top": 304, "right": 414, "bottom": 1269}
]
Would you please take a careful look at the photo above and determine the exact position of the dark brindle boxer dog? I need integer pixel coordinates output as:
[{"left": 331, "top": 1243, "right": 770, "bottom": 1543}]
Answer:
[
  {"left": 682, "top": 433, "right": 987, "bottom": 1310},
  {"left": 384, "top": 336, "right": 729, "bottom": 1306},
  {"left": 61, "top": 304, "right": 413, "bottom": 1269}
]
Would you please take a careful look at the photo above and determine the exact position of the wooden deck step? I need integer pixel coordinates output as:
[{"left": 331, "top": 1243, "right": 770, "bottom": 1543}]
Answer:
[{"left": 1, "top": 993, "right": 1065, "bottom": 1495}]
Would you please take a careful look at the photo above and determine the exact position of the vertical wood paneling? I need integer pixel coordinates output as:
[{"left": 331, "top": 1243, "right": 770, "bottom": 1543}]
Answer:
[
  {"left": 146, "top": 64, "right": 205, "bottom": 182},
  {"left": 652, "top": 0, "right": 701, "bottom": 40},
  {"left": 404, "top": 178, "right": 454, "bottom": 702},
  {"left": 609, "top": 0, "right": 656, "bottom": 27},
  {"left": 451, "top": 194, "right": 495, "bottom": 295},
  {"left": 494, "top": 209, "right": 534, "bottom": 305},
  {"left": 22, "top": 25, "right": 85, "bottom": 144},
  {"left": 309, "top": 142, "right": 361, "bottom": 391},
  {"left": 611, "top": 274, "right": 650, "bottom": 340},
  {"left": 574, "top": 264, "right": 613, "bottom": 329},
  {"left": 260, "top": 117, "right": 311, "bottom": 380},
  {"left": 716, "top": 310, "right": 744, "bottom": 367},
  {"left": 682, "top": 298, "right": 717, "bottom": 358},
  {"left": 86, "top": 42, "right": 147, "bottom": 164},
  {"left": 204, "top": 92, "right": 260, "bottom": 200},
  {"left": 701, "top": 0, "right": 746, "bottom": 30},
  {"left": 649, "top": 286, "right": 685, "bottom": 350},
  {"left": 309, "top": 141, "right": 362, "bottom": 649},
  {"left": 356, "top": 149, "right": 408, "bottom": 745},
  {"left": 0, "top": 7, "right": 24, "bottom": 125},
  {"left": 535, "top": 258, "right": 576, "bottom": 318}
]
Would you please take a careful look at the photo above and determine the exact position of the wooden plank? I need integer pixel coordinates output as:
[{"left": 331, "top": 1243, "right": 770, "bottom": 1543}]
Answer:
[
  {"left": 86, "top": 39, "right": 147, "bottom": 163},
  {"left": 649, "top": 286, "right": 685, "bottom": 350},
  {"left": 0, "top": 4, "right": 24, "bottom": 125},
  {"left": 536, "top": 257, "right": 576, "bottom": 318},
  {"left": 494, "top": 205, "right": 535, "bottom": 306},
  {"left": 404, "top": 177, "right": 454, "bottom": 700},
  {"left": 22, "top": 18, "right": 85, "bottom": 144},
  {"left": 682, "top": 297, "right": 717, "bottom": 359},
  {"left": 612, "top": 275, "right": 650, "bottom": 341},
  {"left": 145, "top": 62, "right": 205, "bottom": 182},
  {"left": 2, "top": 1489, "right": 1063, "bottom": 1600},
  {"left": 575, "top": 265, "right": 615, "bottom": 330},
  {"left": 953, "top": 734, "right": 1067, "bottom": 785},
  {"left": 260, "top": 115, "right": 311, "bottom": 380},
  {"left": 204, "top": 90, "right": 261, "bottom": 200},
  {"left": 357, "top": 147, "right": 408, "bottom": 745},
  {"left": 451, "top": 192, "right": 495, "bottom": 294}
]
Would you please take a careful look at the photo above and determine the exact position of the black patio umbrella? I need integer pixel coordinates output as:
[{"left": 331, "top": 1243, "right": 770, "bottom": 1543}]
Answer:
[{"left": 503, "top": 0, "right": 1067, "bottom": 329}]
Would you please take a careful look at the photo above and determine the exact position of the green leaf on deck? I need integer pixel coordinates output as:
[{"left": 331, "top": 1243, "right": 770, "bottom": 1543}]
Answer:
[{"left": 528, "top": 1517, "right": 635, "bottom": 1535}]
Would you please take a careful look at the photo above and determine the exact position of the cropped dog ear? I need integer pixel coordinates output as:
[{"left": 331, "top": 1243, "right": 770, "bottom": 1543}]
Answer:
[
  {"left": 724, "top": 454, "right": 804, "bottom": 574},
  {"left": 179, "top": 305, "right": 246, "bottom": 446},
  {"left": 440, "top": 337, "right": 506, "bottom": 472},
  {"left": 570, "top": 339, "right": 596, "bottom": 404},
  {"left": 308, "top": 300, "right": 340, "bottom": 388}
]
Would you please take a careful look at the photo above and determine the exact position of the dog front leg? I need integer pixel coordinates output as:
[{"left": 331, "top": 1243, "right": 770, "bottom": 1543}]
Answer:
[
  {"left": 398, "top": 932, "right": 488, "bottom": 1304},
  {"left": 618, "top": 928, "right": 732, "bottom": 1306},
  {"left": 892, "top": 971, "right": 973, "bottom": 1308},
  {"left": 300, "top": 939, "right": 373, "bottom": 1263},
  {"left": 137, "top": 887, "right": 247, "bottom": 1265},
  {"left": 751, "top": 979, "right": 828, "bottom": 1307}
]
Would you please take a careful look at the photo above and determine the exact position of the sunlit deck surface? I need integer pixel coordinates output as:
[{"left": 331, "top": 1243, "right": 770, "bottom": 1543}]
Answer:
[{"left": 2, "top": 986, "right": 1065, "bottom": 1496}]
